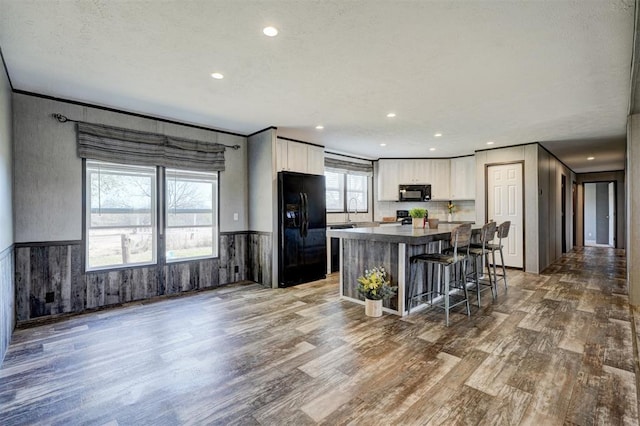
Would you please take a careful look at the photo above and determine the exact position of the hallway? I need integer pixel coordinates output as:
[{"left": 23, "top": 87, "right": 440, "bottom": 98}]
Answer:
[{"left": 0, "top": 247, "right": 637, "bottom": 424}]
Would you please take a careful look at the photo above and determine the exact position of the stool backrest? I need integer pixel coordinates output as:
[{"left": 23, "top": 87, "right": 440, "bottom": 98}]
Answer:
[
  {"left": 497, "top": 221, "right": 511, "bottom": 239},
  {"left": 450, "top": 223, "right": 472, "bottom": 257},
  {"left": 480, "top": 221, "right": 497, "bottom": 247}
]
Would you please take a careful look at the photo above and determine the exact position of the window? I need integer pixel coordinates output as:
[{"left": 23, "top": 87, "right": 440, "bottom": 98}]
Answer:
[
  {"left": 165, "top": 169, "right": 218, "bottom": 261},
  {"left": 347, "top": 174, "right": 368, "bottom": 211},
  {"left": 325, "top": 170, "right": 345, "bottom": 212},
  {"left": 86, "top": 161, "right": 157, "bottom": 270},
  {"left": 324, "top": 170, "right": 369, "bottom": 213},
  {"left": 85, "top": 161, "right": 218, "bottom": 271}
]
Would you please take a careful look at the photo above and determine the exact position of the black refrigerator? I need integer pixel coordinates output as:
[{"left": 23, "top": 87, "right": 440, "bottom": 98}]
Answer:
[{"left": 278, "top": 171, "right": 327, "bottom": 287}]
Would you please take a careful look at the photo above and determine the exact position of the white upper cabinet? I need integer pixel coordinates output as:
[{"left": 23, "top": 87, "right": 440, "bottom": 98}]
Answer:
[
  {"left": 449, "top": 156, "right": 476, "bottom": 200},
  {"left": 425, "top": 159, "right": 450, "bottom": 200},
  {"left": 377, "top": 159, "right": 400, "bottom": 200},
  {"left": 306, "top": 145, "right": 325, "bottom": 175},
  {"left": 377, "top": 158, "right": 451, "bottom": 200},
  {"left": 276, "top": 139, "right": 324, "bottom": 175}
]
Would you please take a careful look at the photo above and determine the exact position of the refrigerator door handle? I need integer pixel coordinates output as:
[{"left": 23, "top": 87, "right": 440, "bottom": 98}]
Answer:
[
  {"left": 299, "top": 192, "right": 306, "bottom": 237},
  {"left": 302, "top": 192, "right": 309, "bottom": 237}
]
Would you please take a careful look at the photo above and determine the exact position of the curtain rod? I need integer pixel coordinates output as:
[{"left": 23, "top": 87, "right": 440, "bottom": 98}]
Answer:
[{"left": 52, "top": 113, "right": 241, "bottom": 150}]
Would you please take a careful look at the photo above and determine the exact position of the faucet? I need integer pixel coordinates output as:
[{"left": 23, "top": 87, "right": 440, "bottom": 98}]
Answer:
[{"left": 347, "top": 197, "right": 358, "bottom": 222}]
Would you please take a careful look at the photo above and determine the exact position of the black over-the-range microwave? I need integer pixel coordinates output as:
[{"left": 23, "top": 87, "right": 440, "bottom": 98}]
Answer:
[{"left": 399, "top": 184, "right": 431, "bottom": 202}]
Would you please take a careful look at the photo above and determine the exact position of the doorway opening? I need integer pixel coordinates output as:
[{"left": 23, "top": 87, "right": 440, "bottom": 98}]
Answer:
[{"left": 583, "top": 182, "right": 616, "bottom": 248}]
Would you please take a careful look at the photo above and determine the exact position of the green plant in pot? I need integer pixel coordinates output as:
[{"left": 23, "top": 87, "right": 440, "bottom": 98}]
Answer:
[
  {"left": 409, "top": 208, "right": 428, "bottom": 228},
  {"left": 357, "top": 266, "right": 398, "bottom": 317}
]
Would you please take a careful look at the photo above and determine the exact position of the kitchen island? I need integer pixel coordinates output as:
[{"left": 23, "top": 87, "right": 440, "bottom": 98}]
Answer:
[{"left": 326, "top": 223, "right": 479, "bottom": 316}]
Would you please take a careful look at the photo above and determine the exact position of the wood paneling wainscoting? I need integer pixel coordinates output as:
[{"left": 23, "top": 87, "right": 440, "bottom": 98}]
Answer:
[
  {"left": 14, "top": 231, "right": 273, "bottom": 322},
  {"left": 0, "top": 245, "right": 14, "bottom": 363},
  {"left": 248, "top": 231, "right": 272, "bottom": 286}
]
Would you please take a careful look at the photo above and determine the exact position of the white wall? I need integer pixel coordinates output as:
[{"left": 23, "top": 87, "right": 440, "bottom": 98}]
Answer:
[
  {"left": 0, "top": 64, "right": 13, "bottom": 250},
  {"left": 12, "top": 93, "right": 248, "bottom": 243}
]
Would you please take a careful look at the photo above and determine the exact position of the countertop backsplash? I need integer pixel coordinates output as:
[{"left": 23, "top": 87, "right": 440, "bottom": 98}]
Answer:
[{"left": 374, "top": 200, "right": 476, "bottom": 222}]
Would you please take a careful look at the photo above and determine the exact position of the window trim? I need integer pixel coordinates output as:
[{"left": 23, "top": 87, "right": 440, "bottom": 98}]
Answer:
[
  {"left": 164, "top": 167, "right": 218, "bottom": 263},
  {"left": 83, "top": 159, "right": 220, "bottom": 273}
]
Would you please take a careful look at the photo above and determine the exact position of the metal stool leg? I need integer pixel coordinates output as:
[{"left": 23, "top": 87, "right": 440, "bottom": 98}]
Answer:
[
  {"left": 462, "top": 258, "right": 471, "bottom": 317},
  {"left": 474, "top": 254, "right": 481, "bottom": 307},
  {"left": 499, "top": 246, "right": 508, "bottom": 290},
  {"left": 443, "top": 263, "right": 450, "bottom": 326},
  {"left": 484, "top": 252, "right": 496, "bottom": 300}
]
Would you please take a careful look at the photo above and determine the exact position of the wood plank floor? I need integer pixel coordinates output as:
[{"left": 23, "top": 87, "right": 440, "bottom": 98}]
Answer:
[{"left": 1, "top": 247, "right": 638, "bottom": 425}]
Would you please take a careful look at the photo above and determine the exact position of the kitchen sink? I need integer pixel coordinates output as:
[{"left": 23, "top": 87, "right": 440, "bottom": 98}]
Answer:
[{"left": 329, "top": 223, "right": 358, "bottom": 229}]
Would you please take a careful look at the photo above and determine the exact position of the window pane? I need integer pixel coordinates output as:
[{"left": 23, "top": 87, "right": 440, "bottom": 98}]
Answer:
[
  {"left": 86, "top": 161, "right": 156, "bottom": 270},
  {"left": 325, "top": 171, "right": 344, "bottom": 211},
  {"left": 347, "top": 174, "right": 368, "bottom": 211},
  {"left": 165, "top": 169, "right": 218, "bottom": 261}
]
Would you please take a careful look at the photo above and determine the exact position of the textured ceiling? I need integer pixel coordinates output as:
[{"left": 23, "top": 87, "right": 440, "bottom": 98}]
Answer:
[{"left": 0, "top": 0, "right": 634, "bottom": 172}]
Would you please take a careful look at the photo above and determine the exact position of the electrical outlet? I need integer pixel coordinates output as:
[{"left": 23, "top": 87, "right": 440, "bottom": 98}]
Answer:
[
  {"left": 233, "top": 213, "right": 239, "bottom": 221},
  {"left": 45, "top": 292, "right": 54, "bottom": 303}
]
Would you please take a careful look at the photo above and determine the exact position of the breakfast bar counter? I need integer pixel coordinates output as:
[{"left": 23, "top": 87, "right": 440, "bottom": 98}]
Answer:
[{"left": 327, "top": 224, "right": 479, "bottom": 316}]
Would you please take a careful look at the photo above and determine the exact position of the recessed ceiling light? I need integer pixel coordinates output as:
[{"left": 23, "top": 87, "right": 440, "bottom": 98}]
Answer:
[
  {"left": 434, "top": 133, "right": 442, "bottom": 137},
  {"left": 429, "top": 148, "right": 436, "bottom": 151},
  {"left": 315, "top": 125, "right": 324, "bottom": 130},
  {"left": 386, "top": 113, "right": 396, "bottom": 118},
  {"left": 587, "top": 156, "right": 595, "bottom": 160},
  {"left": 263, "top": 26, "right": 279, "bottom": 37},
  {"left": 380, "top": 143, "right": 387, "bottom": 147},
  {"left": 486, "top": 141, "right": 495, "bottom": 145},
  {"left": 210, "top": 72, "right": 224, "bottom": 79}
]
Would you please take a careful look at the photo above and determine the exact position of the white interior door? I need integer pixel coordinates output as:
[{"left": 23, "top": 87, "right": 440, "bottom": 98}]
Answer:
[{"left": 487, "top": 163, "right": 523, "bottom": 268}]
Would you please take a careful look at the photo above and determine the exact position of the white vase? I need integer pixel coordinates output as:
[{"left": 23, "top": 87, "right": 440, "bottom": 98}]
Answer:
[
  {"left": 448, "top": 213, "right": 453, "bottom": 222},
  {"left": 412, "top": 217, "right": 424, "bottom": 228},
  {"left": 365, "top": 298, "right": 383, "bottom": 317}
]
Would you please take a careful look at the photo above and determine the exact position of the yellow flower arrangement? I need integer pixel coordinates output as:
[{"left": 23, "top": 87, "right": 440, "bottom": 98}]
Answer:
[
  {"left": 357, "top": 266, "right": 398, "bottom": 300},
  {"left": 447, "top": 202, "right": 456, "bottom": 213}
]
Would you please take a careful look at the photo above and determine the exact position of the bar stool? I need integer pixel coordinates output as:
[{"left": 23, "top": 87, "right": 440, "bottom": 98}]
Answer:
[
  {"left": 407, "top": 223, "right": 472, "bottom": 326},
  {"left": 466, "top": 221, "right": 498, "bottom": 306},
  {"left": 486, "top": 221, "right": 510, "bottom": 291}
]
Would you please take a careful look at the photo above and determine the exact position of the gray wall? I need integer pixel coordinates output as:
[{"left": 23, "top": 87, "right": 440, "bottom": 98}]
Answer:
[
  {"left": 537, "top": 147, "right": 576, "bottom": 271},
  {"left": 475, "top": 144, "right": 540, "bottom": 273},
  {"left": 0, "top": 73, "right": 12, "bottom": 250},
  {"left": 0, "top": 56, "right": 14, "bottom": 364},
  {"left": 628, "top": 114, "right": 640, "bottom": 305},
  {"left": 10, "top": 93, "right": 260, "bottom": 321},
  {"left": 13, "top": 93, "right": 248, "bottom": 242},
  {"left": 248, "top": 128, "right": 275, "bottom": 232}
]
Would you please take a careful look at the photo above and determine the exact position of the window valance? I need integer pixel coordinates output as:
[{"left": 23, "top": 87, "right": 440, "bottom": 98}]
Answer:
[
  {"left": 324, "top": 157, "right": 373, "bottom": 176},
  {"left": 76, "top": 122, "right": 227, "bottom": 171}
]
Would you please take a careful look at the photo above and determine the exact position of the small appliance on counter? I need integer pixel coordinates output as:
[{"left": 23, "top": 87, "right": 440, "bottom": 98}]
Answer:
[{"left": 396, "top": 210, "right": 412, "bottom": 225}]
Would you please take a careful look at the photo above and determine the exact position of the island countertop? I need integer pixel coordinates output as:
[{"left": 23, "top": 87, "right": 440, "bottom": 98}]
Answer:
[
  {"left": 327, "top": 223, "right": 479, "bottom": 245},
  {"left": 329, "top": 222, "right": 481, "bottom": 316}
]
